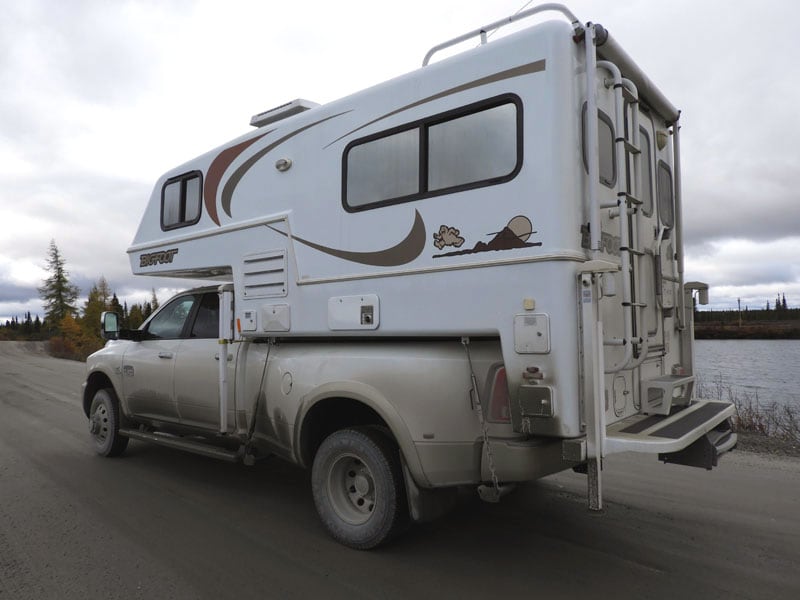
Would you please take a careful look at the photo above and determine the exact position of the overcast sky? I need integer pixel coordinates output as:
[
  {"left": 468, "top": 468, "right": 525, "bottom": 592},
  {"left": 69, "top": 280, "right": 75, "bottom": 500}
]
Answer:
[{"left": 2, "top": 0, "right": 799, "bottom": 322}]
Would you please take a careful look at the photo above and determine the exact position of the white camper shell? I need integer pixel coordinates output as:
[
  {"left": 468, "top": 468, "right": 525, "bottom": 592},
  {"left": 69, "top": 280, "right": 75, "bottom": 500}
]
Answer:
[{"left": 86, "top": 4, "right": 735, "bottom": 548}]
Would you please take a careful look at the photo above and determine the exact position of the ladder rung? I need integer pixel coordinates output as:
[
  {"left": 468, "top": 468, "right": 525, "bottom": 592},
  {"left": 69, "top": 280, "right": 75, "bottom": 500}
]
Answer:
[
  {"left": 617, "top": 192, "right": 642, "bottom": 206},
  {"left": 624, "top": 139, "right": 640, "bottom": 154}
]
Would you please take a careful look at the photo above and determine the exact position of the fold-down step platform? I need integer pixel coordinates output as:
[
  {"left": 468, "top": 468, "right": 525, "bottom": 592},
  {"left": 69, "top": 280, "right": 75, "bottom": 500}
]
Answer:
[{"left": 605, "top": 400, "right": 735, "bottom": 455}]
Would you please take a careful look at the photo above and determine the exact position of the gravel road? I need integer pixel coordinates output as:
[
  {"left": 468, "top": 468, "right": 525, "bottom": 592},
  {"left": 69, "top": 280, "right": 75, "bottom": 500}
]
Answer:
[{"left": 1, "top": 341, "right": 798, "bottom": 599}]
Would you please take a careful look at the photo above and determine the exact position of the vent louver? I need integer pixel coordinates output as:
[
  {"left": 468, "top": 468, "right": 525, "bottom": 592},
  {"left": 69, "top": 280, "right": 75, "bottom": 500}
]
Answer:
[{"left": 242, "top": 251, "right": 287, "bottom": 298}]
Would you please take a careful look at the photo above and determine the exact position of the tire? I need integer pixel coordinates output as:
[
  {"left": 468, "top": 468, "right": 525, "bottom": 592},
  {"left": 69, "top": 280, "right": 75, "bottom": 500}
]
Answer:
[
  {"left": 88, "top": 388, "right": 129, "bottom": 457},
  {"left": 311, "top": 427, "right": 408, "bottom": 549}
]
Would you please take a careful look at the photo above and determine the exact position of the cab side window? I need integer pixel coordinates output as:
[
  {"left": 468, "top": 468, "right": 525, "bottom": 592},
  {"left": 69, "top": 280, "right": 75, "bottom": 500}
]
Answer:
[
  {"left": 189, "top": 293, "right": 219, "bottom": 339},
  {"left": 146, "top": 295, "right": 197, "bottom": 339}
]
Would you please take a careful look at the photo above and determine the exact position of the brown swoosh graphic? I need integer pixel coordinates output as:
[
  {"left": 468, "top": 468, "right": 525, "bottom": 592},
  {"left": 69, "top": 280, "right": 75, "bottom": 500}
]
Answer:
[
  {"left": 267, "top": 210, "right": 426, "bottom": 267},
  {"left": 204, "top": 131, "right": 272, "bottom": 225},
  {"left": 324, "top": 59, "right": 545, "bottom": 148},
  {"left": 221, "top": 111, "right": 351, "bottom": 219}
]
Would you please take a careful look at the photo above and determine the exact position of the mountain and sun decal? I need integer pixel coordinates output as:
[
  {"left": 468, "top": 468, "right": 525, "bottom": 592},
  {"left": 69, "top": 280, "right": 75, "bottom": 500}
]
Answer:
[{"left": 432, "top": 215, "right": 541, "bottom": 258}]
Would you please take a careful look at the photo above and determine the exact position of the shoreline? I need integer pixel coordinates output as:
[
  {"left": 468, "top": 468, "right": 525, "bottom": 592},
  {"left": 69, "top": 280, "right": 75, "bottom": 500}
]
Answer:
[{"left": 735, "top": 432, "right": 800, "bottom": 458}]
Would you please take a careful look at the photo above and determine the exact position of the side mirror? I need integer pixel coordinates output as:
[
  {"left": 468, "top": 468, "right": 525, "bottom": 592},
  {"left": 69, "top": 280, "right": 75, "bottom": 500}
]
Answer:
[{"left": 101, "top": 311, "right": 120, "bottom": 340}]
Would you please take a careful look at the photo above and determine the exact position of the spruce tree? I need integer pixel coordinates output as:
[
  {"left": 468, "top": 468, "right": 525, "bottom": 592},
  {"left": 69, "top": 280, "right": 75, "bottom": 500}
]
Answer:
[{"left": 38, "top": 240, "right": 79, "bottom": 329}]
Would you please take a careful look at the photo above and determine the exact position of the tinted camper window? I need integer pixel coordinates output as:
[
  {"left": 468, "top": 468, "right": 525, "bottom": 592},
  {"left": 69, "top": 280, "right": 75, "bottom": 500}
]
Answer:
[
  {"left": 582, "top": 106, "right": 616, "bottom": 187},
  {"left": 346, "top": 128, "right": 419, "bottom": 207},
  {"left": 639, "top": 128, "right": 654, "bottom": 216},
  {"left": 428, "top": 103, "right": 517, "bottom": 191},
  {"left": 161, "top": 171, "right": 203, "bottom": 230},
  {"left": 657, "top": 161, "right": 674, "bottom": 228},
  {"left": 343, "top": 95, "right": 522, "bottom": 212}
]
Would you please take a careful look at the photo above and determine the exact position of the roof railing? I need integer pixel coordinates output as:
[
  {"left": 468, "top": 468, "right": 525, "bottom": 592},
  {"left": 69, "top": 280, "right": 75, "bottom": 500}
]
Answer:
[{"left": 422, "top": 3, "right": 581, "bottom": 66}]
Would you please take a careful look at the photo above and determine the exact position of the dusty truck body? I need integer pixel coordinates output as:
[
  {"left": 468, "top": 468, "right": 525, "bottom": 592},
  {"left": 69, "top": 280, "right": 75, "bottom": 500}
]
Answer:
[{"left": 83, "top": 4, "right": 735, "bottom": 548}]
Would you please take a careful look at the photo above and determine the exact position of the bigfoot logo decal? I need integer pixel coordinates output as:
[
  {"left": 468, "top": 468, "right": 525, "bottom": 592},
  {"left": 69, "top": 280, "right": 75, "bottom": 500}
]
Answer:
[{"left": 432, "top": 215, "right": 541, "bottom": 258}]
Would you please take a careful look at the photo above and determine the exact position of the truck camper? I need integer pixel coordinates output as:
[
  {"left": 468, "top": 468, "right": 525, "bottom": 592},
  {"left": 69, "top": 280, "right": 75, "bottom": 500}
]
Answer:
[{"left": 84, "top": 4, "right": 736, "bottom": 549}]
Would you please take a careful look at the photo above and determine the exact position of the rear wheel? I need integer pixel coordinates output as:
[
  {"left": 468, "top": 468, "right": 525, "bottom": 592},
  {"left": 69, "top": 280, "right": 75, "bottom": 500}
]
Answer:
[
  {"left": 89, "top": 388, "right": 128, "bottom": 457},
  {"left": 311, "top": 427, "right": 407, "bottom": 549}
]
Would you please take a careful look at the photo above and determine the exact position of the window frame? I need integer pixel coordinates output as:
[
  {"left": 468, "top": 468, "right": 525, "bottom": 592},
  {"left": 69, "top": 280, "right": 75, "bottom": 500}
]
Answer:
[
  {"left": 342, "top": 94, "right": 523, "bottom": 213},
  {"left": 161, "top": 170, "right": 204, "bottom": 231}
]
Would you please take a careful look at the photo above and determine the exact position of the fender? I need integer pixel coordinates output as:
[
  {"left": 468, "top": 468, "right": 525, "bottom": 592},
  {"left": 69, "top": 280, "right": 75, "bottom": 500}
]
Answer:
[
  {"left": 293, "top": 380, "right": 432, "bottom": 488},
  {"left": 83, "top": 343, "right": 128, "bottom": 418}
]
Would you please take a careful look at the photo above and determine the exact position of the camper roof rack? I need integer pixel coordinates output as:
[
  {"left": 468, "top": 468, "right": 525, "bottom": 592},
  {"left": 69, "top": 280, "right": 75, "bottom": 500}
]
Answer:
[
  {"left": 250, "top": 98, "right": 320, "bottom": 128},
  {"left": 422, "top": 3, "right": 580, "bottom": 66}
]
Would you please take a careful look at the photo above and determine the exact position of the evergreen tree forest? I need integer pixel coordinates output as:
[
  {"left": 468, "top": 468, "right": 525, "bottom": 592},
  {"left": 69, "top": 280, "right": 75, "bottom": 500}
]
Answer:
[
  {"left": 694, "top": 293, "right": 799, "bottom": 339},
  {"left": 0, "top": 241, "right": 160, "bottom": 360}
]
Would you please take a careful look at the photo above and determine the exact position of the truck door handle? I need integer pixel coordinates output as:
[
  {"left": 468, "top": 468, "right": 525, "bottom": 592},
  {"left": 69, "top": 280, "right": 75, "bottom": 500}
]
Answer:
[{"left": 158, "top": 352, "right": 174, "bottom": 359}]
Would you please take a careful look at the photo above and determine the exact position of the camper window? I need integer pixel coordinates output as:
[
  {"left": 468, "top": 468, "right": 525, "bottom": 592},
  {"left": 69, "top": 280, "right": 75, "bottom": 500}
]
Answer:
[
  {"left": 161, "top": 171, "right": 203, "bottom": 230},
  {"left": 346, "top": 128, "right": 420, "bottom": 207},
  {"left": 343, "top": 94, "right": 521, "bottom": 211},
  {"left": 656, "top": 160, "right": 674, "bottom": 228},
  {"left": 581, "top": 105, "right": 616, "bottom": 188},
  {"left": 428, "top": 103, "right": 517, "bottom": 191},
  {"left": 639, "top": 127, "right": 654, "bottom": 217}
]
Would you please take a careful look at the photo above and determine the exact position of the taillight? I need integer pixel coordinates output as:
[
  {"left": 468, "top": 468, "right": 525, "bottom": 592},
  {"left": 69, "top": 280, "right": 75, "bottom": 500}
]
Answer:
[{"left": 488, "top": 367, "right": 511, "bottom": 423}]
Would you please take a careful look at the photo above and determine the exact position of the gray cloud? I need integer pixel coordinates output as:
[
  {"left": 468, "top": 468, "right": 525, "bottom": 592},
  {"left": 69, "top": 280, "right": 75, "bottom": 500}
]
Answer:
[{"left": 2, "top": 0, "right": 800, "bottom": 316}]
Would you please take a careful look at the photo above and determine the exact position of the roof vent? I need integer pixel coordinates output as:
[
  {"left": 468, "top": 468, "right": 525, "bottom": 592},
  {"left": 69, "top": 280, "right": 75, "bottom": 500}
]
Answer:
[{"left": 250, "top": 98, "right": 319, "bottom": 128}]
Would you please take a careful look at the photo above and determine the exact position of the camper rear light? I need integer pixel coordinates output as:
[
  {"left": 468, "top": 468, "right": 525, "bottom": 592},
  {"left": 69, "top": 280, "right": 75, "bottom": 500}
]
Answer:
[{"left": 488, "top": 367, "right": 511, "bottom": 424}]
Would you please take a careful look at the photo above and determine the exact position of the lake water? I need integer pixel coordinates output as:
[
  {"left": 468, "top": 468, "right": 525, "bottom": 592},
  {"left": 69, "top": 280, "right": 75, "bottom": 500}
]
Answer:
[{"left": 693, "top": 339, "right": 800, "bottom": 407}]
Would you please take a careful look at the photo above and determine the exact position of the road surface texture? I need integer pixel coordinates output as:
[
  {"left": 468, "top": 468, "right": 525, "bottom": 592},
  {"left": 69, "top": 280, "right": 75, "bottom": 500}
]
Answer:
[{"left": 1, "top": 341, "right": 798, "bottom": 599}]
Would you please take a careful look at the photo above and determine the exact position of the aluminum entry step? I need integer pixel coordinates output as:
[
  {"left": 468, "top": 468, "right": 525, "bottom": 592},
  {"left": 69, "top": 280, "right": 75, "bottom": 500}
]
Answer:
[{"left": 605, "top": 400, "right": 735, "bottom": 455}]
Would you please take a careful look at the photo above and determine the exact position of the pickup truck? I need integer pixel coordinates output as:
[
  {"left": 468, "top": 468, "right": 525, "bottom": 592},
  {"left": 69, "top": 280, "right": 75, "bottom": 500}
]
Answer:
[{"left": 83, "top": 286, "right": 548, "bottom": 549}]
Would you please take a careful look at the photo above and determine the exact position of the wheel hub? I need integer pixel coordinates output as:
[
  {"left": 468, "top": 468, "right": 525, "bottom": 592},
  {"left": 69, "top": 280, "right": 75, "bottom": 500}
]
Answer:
[
  {"left": 353, "top": 474, "right": 371, "bottom": 496},
  {"left": 90, "top": 404, "right": 108, "bottom": 441},
  {"left": 327, "top": 454, "right": 377, "bottom": 525}
]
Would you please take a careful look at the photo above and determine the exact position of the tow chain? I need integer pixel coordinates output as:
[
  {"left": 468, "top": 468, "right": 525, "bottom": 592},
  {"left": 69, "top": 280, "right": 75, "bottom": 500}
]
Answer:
[{"left": 461, "top": 337, "right": 501, "bottom": 502}]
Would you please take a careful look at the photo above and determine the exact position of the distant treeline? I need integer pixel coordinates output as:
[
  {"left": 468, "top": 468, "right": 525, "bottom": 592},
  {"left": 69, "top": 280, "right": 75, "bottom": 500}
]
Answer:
[
  {"left": 0, "top": 288, "right": 159, "bottom": 359},
  {"left": 0, "top": 241, "right": 163, "bottom": 361},
  {"left": 694, "top": 305, "right": 800, "bottom": 339}
]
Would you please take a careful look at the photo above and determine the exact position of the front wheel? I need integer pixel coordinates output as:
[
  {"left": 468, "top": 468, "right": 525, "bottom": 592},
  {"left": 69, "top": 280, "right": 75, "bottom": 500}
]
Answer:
[
  {"left": 311, "top": 427, "right": 407, "bottom": 549},
  {"left": 89, "top": 388, "right": 128, "bottom": 457}
]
